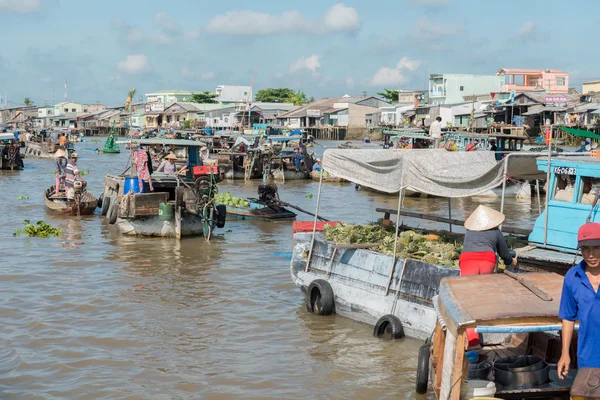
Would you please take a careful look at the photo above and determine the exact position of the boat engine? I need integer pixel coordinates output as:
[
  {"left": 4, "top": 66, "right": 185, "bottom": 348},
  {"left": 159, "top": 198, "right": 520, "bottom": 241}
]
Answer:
[{"left": 258, "top": 183, "right": 279, "bottom": 204}]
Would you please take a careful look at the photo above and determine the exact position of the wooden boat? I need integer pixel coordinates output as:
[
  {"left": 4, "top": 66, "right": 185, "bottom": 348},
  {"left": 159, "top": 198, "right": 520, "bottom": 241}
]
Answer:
[
  {"left": 44, "top": 184, "right": 98, "bottom": 215},
  {"left": 102, "top": 139, "right": 225, "bottom": 239},
  {"left": 422, "top": 272, "right": 574, "bottom": 399},
  {"left": 310, "top": 170, "right": 347, "bottom": 183},
  {"left": 0, "top": 133, "right": 24, "bottom": 170},
  {"left": 225, "top": 200, "right": 296, "bottom": 221},
  {"left": 290, "top": 221, "right": 459, "bottom": 340}
]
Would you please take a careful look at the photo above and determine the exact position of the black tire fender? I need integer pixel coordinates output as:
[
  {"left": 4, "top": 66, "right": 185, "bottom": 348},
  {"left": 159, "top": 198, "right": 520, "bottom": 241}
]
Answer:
[
  {"left": 215, "top": 204, "right": 226, "bottom": 228},
  {"left": 101, "top": 194, "right": 111, "bottom": 216},
  {"left": 108, "top": 202, "right": 118, "bottom": 225},
  {"left": 97, "top": 193, "right": 103, "bottom": 209},
  {"left": 373, "top": 314, "right": 405, "bottom": 339},
  {"left": 416, "top": 342, "right": 430, "bottom": 394},
  {"left": 306, "top": 279, "right": 334, "bottom": 316}
]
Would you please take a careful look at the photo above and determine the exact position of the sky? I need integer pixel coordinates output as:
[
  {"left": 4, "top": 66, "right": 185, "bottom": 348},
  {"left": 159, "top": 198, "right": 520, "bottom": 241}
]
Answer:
[{"left": 0, "top": 0, "right": 598, "bottom": 106}]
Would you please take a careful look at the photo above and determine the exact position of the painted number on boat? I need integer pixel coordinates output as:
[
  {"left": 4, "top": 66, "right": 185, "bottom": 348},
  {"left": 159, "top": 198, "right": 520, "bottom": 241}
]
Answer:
[{"left": 554, "top": 166, "right": 576, "bottom": 175}]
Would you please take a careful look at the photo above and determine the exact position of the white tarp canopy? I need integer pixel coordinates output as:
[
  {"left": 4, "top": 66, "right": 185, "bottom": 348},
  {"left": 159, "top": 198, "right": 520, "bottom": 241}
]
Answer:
[{"left": 322, "top": 149, "right": 546, "bottom": 197}]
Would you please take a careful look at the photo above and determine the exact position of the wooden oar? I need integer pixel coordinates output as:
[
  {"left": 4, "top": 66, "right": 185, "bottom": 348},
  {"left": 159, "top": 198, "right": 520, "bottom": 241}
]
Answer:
[
  {"left": 503, "top": 270, "right": 553, "bottom": 301},
  {"left": 248, "top": 197, "right": 329, "bottom": 221}
]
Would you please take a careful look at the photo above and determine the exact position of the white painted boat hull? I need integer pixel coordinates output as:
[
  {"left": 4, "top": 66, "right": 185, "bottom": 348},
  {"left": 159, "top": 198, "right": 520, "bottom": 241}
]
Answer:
[
  {"left": 290, "top": 232, "right": 458, "bottom": 340},
  {"left": 472, "top": 180, "right": 532, "bottom": 200},
  {"left": 116, "top": 214, "right": 204, "bottom": 237}
]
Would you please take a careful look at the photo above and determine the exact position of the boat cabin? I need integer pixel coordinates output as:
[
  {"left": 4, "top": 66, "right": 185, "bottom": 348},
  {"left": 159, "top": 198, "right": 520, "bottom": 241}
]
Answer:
[
  {"left": 428, "top": 273, "right": 574, "bottom": 400},
  {"left": 445, "top": 132, "right": 527, "bottom": 154},
  {"left": 529, "top": 155, "right": 600, "bottom": 252},
  {"left": 382, "top": 128, "right": 427, "bottom": 147},
  {"left": 0, "top": 132, "right": 23, "bottom": 170}
]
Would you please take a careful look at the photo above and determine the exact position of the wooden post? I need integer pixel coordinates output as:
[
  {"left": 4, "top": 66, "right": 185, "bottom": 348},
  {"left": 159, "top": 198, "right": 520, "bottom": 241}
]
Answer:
[
  {"left": 432, "top": 321, "right": 446, "bottom": 398},
  {"left": 450, "top": 331, "right": 467, "bottom": 400}
]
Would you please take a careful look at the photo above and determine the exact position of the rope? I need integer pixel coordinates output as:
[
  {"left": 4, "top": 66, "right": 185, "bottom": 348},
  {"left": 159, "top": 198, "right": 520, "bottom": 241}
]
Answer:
[{"left": 586, "top": 192, "right": 600, "bottom": 223}]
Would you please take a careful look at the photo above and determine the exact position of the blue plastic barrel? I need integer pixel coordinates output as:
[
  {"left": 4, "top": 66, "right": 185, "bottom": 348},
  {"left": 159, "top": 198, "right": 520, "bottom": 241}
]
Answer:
[{"left": 123, "top": 177, "right": 146, "bottom": 194}]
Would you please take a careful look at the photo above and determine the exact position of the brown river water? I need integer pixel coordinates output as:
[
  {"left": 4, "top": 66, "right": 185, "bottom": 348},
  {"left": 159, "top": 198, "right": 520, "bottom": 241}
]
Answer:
[{"left": 0, "top": 139, "right": 540, "bottom": 399}]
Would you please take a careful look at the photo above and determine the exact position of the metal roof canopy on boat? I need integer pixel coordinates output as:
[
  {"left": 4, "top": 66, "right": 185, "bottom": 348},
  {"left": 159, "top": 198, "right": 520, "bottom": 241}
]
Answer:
[
  {"left": 116, "top": 138, "right": 207, "bottom": 147},
  {"left": 436, "top": 273, "right": 563, "bottom": 335},
  {"left": 321, "top": 149, "right": 546, "bottom": 197},
  {"left": 0, "top": 132, "right": 16, "bottom": 140},
  {"left": 557, "top": 126, "right": 600, "bottom": 140}
]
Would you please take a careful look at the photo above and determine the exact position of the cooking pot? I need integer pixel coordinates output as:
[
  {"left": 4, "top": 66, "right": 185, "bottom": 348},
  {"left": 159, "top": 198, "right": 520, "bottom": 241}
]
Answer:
[
  {"left": 495, "top": 356, "right": 545, "bottom": 372},
  {"left": 494, "top": 356, "right": 549, "bottom": 387},
  {"left": 469, "top": 361, "right": 493, "bottom": 380}
]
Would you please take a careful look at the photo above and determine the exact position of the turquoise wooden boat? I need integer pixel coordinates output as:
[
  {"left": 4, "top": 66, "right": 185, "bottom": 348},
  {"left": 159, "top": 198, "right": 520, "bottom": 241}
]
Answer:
[
  {"left": 225, "top": 200, "right": 296, "bottom": 221},
  {"left": 517, "top": 154, "right": 600, "bottom": 273}
]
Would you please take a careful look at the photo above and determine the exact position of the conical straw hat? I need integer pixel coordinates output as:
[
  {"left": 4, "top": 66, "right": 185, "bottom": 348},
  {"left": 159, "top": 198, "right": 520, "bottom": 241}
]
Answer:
[
  {"left": 54, "top": 149, "right": 67, "bottom": 158},
  {"left": 165, "top": 153, "right": 177, "bottom": 160},
  {"left": 464, "top": 205, "right": 505, "bottom": 231}
]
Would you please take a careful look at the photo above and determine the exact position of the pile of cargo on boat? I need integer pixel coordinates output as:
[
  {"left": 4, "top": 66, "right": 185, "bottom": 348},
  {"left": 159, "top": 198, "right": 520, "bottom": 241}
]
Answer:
[
  {"left": 214, "top": 192, "right": 250, "bottom": 208},
  {"left": 323, "top": 222, "right": 462, "bottom": 268}
]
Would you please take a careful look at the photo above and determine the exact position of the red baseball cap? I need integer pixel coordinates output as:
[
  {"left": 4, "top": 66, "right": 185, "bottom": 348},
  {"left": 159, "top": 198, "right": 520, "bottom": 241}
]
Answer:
[{"left": 578, "top": 222, "right": 600, "bottom": 248}]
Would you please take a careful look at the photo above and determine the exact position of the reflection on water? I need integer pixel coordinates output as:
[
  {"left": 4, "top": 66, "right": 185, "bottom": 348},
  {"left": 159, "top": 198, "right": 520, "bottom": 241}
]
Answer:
[{"left": 0, "top": 140, "right": 538, "bottom": 398}]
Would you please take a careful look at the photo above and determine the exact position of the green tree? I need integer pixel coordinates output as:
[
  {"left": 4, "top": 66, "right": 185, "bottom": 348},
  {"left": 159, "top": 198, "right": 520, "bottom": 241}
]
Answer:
[
  {"left": 255, "top": 88, "right": 295, "bottom": 102},
  {"left": 376, "top": 89, "right": 399, "bottom": 103},
  {"left": 191, "top": 91, "right": 219, "bottom": 104},
  {"left": 289, "top": 90, "right": 309, "bottom": 106},
  {"left": 24, "top": 97, "right": 33, "bottom": 106},
  {"left": 255, "top": 88, "right": 311, "bottom": 105}
]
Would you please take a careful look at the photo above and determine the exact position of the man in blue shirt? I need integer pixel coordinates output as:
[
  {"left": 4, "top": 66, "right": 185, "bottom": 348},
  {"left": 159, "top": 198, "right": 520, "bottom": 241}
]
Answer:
[
  {"left": 558, "top": 222, "right": 600, "bottom": 379},
  {"left": 312, "top": 158, "right": 322, "bottom": 173}
]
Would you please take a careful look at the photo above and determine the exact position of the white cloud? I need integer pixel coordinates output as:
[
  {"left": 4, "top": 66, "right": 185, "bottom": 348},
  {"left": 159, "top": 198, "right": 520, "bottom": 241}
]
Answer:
[
  {"left": 517, "top": 20, "right": 536, "bottom": 39},
  {"left": 181, "top": 66, "right": 215, "bottom": 80},
  {"left": 324, "top": 3, "right": 360, "bottom": 33},
  {"left": 118, "top": 55, "right": 151, "bottom": 74},
  {"left": 206, "top": 10, "right": 309, "bottom": 35},
  {"left": 0, "top": 0, "right": 42, "bottom": 13},
  {"left": 154, "top": 12, "right": 178, "bottom": 33},
  {"left": 205, "top": 4, "right": 360, "bottom": 36},
  {"left": 408, "top": 17, "right": 463, "bottom": 41},
  {"left": 274, "top": 72, "right": 284, "bottom": 79},
  {"left": 149, "top": 33, "right": 175, "bottom": 45},
  {"left": 182, "top": 29, "right": 201, "bottom": 40},
  {"left": 370, "top": 67, "right": 407, "bottom": 86},
  {"left": 345, "top": 77, "right": 355, "bottom": 88},
  {"left": 290, "top": 54, "right": 321, "bottom": 76},
  {"left": 404, "top": 0, "right": 449, "bottom": 7},
  {"left": 396, "top": 56, "right": 421, "bottom": 71},
  {"left": 369, "top": 56, "right": 421, "bottom": 86}
]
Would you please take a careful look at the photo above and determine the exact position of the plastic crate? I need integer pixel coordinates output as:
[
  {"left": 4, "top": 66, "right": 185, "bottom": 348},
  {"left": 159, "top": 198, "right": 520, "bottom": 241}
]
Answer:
[{"left": 193, "top": 165, "right": 219, "bottom": 176}]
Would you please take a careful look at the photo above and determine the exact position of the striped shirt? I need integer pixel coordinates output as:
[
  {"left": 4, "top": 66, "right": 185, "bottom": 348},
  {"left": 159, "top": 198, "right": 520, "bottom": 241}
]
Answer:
[{"left": 65, "top": 161, "right": 79, "bottom": 188}]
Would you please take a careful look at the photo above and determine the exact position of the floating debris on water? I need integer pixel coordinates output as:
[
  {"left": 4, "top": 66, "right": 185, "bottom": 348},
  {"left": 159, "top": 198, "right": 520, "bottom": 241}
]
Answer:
[
  {"left": 305, "top": 194, "right": 314, "bottom": 199},
  {"left": 17, "top": 196, "right": 29, "bottom": 200},
  {"left": 13, "top": 219, "right": 62, "bottom": 238}
]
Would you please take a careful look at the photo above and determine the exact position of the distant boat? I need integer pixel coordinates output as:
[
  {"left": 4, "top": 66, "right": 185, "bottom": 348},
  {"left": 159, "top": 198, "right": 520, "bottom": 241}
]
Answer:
[{"left": 44, "top": 184, "right": 98, "bottom": 215}]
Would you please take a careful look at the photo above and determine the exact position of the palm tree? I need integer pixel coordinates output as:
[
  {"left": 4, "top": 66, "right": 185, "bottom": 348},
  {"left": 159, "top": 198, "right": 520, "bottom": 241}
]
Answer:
[
  {"left": 24, "top": 97, "right": 33, "bottom": 106},
  {"left": 125, "top": 88, "right": 136, "bottom": 111}
]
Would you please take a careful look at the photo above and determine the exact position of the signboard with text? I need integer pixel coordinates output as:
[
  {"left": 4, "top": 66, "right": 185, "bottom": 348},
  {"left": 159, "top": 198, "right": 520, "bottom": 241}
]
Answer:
[
  {"left": 306, "top": 109, "right": 321, "bottom": 117},
  {"left": 145, "top": 104, "right": 165, "bottom": 112},
  {"left": 545, "top": 95, "right": 567, "bottom": 104}
]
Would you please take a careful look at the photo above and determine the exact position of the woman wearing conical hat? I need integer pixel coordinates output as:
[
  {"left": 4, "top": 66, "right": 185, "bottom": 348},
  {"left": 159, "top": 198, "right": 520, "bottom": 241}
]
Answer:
[
  {"left": 460, "top": 205, "right": 516, "bottom": 276},
  {"left": 54, "top": 148, "right": 68, "bottom": 195}
]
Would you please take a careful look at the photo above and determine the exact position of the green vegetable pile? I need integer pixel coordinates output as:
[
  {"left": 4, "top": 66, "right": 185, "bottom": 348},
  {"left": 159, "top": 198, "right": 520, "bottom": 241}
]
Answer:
[
  {"left": 13, "top": 220, "right": 62, "bottom": 238},
  {"left": 17, "top": 196, "right": 29, "bottom": 200},
  {"left": 323, "top": 222, "right": 462, "bottom": 268},
  {"left": 214, "top": 192, "right": 250, "bottom": 208}
]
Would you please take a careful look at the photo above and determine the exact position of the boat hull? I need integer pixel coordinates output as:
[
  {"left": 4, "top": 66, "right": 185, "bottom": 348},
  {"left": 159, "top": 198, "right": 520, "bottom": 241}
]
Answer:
[
  {"left": 310, "top": 171, "right": 348, "bottom": 183},
  {"left": 225, "top": 203, "right": 296, "bottom": 221},
  {"left": 44, "top": 186, "right": 98, "bottom": 215},
  {"left": 290, "top": 231, "right": 458, "bottom": 340},
  {"left": 23, "top": 141, "right": 57, "bottom": 159},
  {"left": 115, "top": 214, "right": 205, "bottom": 237}
]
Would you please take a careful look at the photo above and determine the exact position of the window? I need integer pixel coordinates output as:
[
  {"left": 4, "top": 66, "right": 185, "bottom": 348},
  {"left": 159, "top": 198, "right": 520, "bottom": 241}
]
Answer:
[
  {"left": 224, "top": 117, "right": 229, "bottom": 123},
  {"left": 64, "top": 108, "right": 68, "bottom": 112},
  {"left": 557, "top": 77, "right": 566, "bottom": 86},
  {"left": 578, "top": 176, "right": 600, "bottom": 204},
  {"left": 553, "top": 173, "right": 576, "bottom": 202},
  {"left": 71, "top": 108, "right": 76, "bottom": 112},
  {"left": 460, "top": 86, "right": 464, "bottom": 91}
]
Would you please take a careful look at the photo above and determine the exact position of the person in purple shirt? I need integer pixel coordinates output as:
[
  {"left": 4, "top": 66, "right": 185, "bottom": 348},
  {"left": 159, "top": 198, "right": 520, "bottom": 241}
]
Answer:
[{"left": 558, "top": 222, "right": 600, "bottom": 381}]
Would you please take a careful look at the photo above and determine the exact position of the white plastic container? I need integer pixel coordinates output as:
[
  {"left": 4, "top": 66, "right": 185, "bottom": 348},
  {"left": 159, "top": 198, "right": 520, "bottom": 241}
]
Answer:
[{"left": 460, "top": 379, "right": 497, "bottom": 399}]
